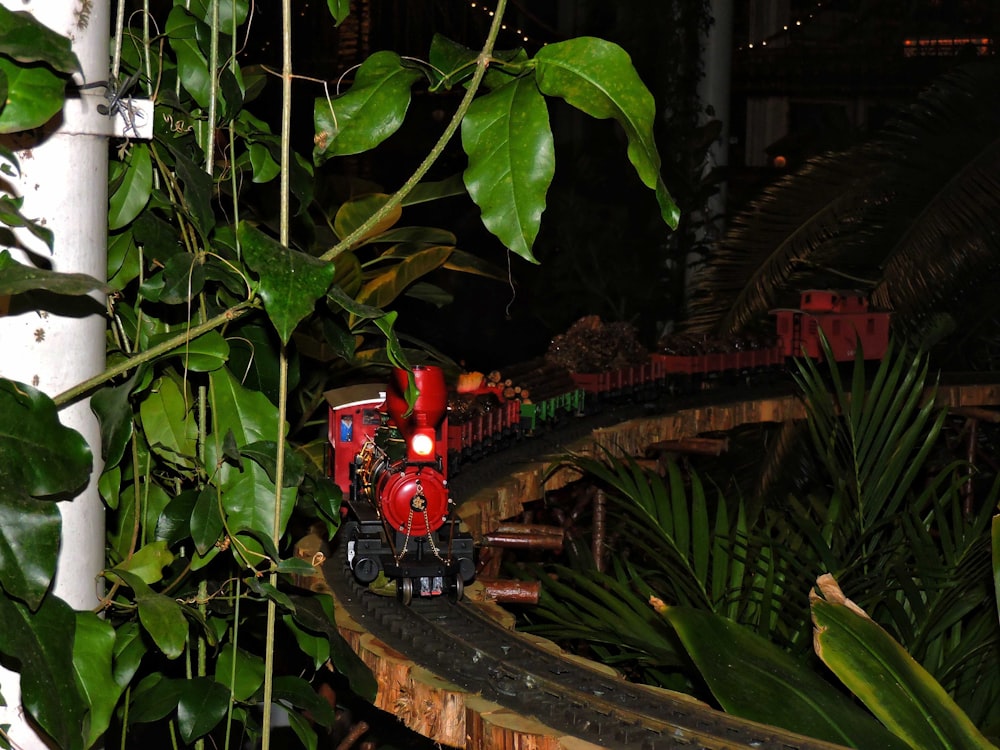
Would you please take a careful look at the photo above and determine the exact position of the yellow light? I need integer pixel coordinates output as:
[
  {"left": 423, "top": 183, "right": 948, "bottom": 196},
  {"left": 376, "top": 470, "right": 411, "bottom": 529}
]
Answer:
[{"left": 411, "top": 432, "right": 434, "bottom": 457}]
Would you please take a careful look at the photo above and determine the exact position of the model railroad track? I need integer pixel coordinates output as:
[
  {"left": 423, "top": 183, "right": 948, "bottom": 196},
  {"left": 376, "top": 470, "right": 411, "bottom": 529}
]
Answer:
[
  {"left": 312, "top": 378, "right": 1000, "bottom": 749},
  {"left": 326, "top": 545, "right": 848, "bottom": 750}
]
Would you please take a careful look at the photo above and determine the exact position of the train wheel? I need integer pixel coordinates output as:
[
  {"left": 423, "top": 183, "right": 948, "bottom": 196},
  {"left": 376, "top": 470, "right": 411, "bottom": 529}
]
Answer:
[
  {"left": 448, "top": 576, "right": 464, "bottom": 603},
  {"left": 397, "top": 578, "right": 413, "bottom": 606}
]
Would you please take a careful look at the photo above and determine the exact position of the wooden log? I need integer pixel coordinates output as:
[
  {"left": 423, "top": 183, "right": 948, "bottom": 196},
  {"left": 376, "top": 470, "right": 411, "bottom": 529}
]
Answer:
[
  {"left": 647, "top": 436, "right": 730, "bottom": 455},
  {"left": 479, "top": 578, "right": 542, "bottom": 605}
]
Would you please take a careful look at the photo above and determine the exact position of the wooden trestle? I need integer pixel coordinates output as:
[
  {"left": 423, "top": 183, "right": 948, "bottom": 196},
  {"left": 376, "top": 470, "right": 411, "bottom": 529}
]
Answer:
[{"left": 297, "top": 382, "right": 1000, "bottom": 749}]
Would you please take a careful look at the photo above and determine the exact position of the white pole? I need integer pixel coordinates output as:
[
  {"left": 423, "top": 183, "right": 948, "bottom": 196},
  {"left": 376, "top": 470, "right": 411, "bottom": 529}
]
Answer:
[{"left": 0, "top": 1, "right": 110, "bottom": 746}]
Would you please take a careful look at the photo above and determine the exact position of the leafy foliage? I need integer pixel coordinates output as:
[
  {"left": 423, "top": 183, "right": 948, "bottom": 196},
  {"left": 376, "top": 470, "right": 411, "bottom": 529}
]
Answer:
[
  {"left": 525, "top": 341, "right": 1000, "bottom": 745},
  {"left": 0, "top": 1, "right": 676, "bottom": 747}
]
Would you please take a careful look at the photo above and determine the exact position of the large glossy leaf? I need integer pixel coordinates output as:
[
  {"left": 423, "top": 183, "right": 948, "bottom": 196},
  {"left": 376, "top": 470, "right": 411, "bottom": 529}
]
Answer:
[
  {"left": 214, "top": 643, "right": 265, "bottom": 702},
  {"left": 112, "top": 541, "right": 174, "bottom": 585},
  {"left": 240, "top": 222, "right": 337, "bottom": 345},
  {"left": 0, "top": 56, "right": 67, "bottom": 134},
  {"left": 0, "top": 593, "right": 87, "bottom": 750},
  {"left": 534, "top": 37, "right": 679, "bottom": 230},
  {"left": 462, "top": 76, "right": 554, "bottom": 262},
  {"left": 0, "top": 195, "right": 53, "bottom": 249},
  {"left": 73, "top": 612, "right": 123, "bottom": 748},
  {"left": 139, "top": 376, "right": 198, "bottom": 470},
  {"left": 811, "top": 576, "right": 997, "bottom": 750},
  {"left": 313, "top": 51, "right": 422, "bottom": 163},
  {"left": 333, "top": 193, "right": 402, "bottom": 246},
  {"left": 326, "top": 0, "right": 350, "bottom": 25},
  {"left": 0, "top": 249, "right": 107, "bottom": 296},
  {"left": 108, "top": 143, "right": 152, "bottom": 230},
  {"left": 288, "top": 594, "right": 377, "bottom": 701},
  {"left": 0, "top": 7, "right": 79, "bottom": 72},
  {"left": 90, "top": 370, "right": 140, "bottom": 469},
  {"left": 0, "top": 484, "right": 62, "bottom": 608},
  {"left": 188, "top": 0, "right": 250, "bottom": 27},
  {"left": 177, "top": 677, "right": 230, "bottom": 743},
  {"left": 165, "top": 7, "right": 214, "bottom": 109},
  {"left": 428, "top": 34, "right": 478, "bottom": 89},
  {"left": 666, "top": 605, "right": 911, "bottom": 748},
  {"left": 356, "top": 245, "right": 454, "bottom": 309}
]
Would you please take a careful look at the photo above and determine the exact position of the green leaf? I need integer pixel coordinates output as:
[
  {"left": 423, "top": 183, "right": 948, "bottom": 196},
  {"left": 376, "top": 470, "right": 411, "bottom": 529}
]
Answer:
[
  {"left": 0, "top": 249, "right": 107, "bottom": 296},
  {"left": 665, "top": 605, "right": 910, "bottom": 749},
  {"left": 240, "top": 222, "right": 337, "bottom": 344},
  {"left": 108, "top": 144, "right": 152, "bottom": 230},
  {"left": 149, "top": 329, "right": 230, "bottom": 372},
  {"left": 283, "top": 613, "right": 330, "bottom": 669},
  {"left": 428, "top": 34, "right": 478, "bottom": 89},
  {"left": 0, "top": 8, "right": 78, "bottom": 72},
  {"left": 137, "top": 593, "right": 188, "bottom": 660},
  {"left": 165, "top": 7, "right": 214, "bottom": 109},
  {"left": 188, "top": 0, "right": 250, "bottom": 27},
  {"left": 333, "top": 193, "right": 402, "bottom": 246},
  {"left": 112, "top": 540, "right": 174, "bottom": 585},
  {"left": 326, "top": 0, "right": 351, "bottom": 24},
  {"left": 272, "top": 675, "right": 336, "bottom": 727},
  {"left": 139, "top": 376, "right": 198, "bottom": 469},
  {"left": 534, "top": 37, "right": 680, "bottom": 229},
  {"left": 191, "top": 487, "right": 223, "bottom": 556},
  {"left": 356, "top": 245, "right": 454, "bottom": 309},
  {"left": 127, "top": 673, "right": 182, "bottom": 724},
  {"left": 155, "top": 489, "right": 199, "bottom": 546},
  {"left": 0, "top": 594, "right": 87, "bottom": 750},
  {"left": 313, "top": 51, "right": 422, "bottom": 163},
  {"left": 72, "top": 612, "right": 123, "bottom": 748},
  {"left": 811, "top": 577, "right": 997, "bottom": 750},
  {"left": 168, "top": 145, "right": 216, "bottom": 239},
  {"left": 90, "top": 369, "right": 139, "bottom": 469},
  {"left": 214, "top": 643, "right": 265, "bottom": 702},
  {"left": 240, "top": 440, "right": 305, "bottom": 488},
  {"left": 289, "top": 594, "right": 377, "bottom": 702},
  {"left": 0, "top": 57, "right": 67, "bottom": 133},
  {"left": 462, "top": 76, "right": 554, "bottom": 262},
  {"left": 0, "top": 195, "right": 53, "bottom": 249},
  {"left": 0, "top": 487, "right": 61, "bottom": 609},
  {"left": 401, "top": 173, "right": 467, "bottom": 206},
  {"left": 177, "top": 677, "right": 230, "bottom": 743}
]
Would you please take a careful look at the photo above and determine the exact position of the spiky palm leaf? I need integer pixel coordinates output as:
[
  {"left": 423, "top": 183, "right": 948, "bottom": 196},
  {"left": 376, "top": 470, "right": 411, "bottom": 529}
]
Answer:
[{"left": 686, "top": 60, "right": 1000, "bottom": 349}]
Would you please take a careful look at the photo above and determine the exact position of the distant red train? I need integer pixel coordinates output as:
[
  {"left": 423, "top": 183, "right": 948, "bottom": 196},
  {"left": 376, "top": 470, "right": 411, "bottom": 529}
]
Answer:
[{"left": 325, "top": 290, "right": 890, "bottom": 602}]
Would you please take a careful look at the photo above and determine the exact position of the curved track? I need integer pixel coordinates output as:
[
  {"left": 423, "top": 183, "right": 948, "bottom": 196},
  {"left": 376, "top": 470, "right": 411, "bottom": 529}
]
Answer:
[{"left": 308, "top": 379, "right": 1000, "bottom": 749}]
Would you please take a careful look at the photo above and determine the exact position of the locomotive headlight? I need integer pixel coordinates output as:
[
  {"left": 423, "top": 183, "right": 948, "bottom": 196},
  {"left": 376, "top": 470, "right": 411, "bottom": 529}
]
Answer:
[{"left": 410, "top": 428, "right": 435, "bottom": 458}]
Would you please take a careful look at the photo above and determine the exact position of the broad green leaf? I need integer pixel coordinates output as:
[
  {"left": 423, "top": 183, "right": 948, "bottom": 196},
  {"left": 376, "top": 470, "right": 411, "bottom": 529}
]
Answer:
[
  {"left": 283, "top": 613, "right": 330, "bottom": 669},
  {"left": 241, "top": 440, "right": 305, "bottom": 488},
  {"left": 127, "top": 673, "right": 182, "bottom": 724},
  {"left": 108, "top": 143, "right": 152, "bottom": 230},
  {"left": 442, "top": 248, "right": 508, "bottom": 280},
  {"left": 666, "top": 605, "right": 910, "bottom": 749},
  {"left": 137, "top": 592, "right": 188, "bottom": 660},
  {"left": 189, "top": 488, "right": 223, "bottom": 558},
  {"left": 107, "top": 228, "right": 141, "bottom": 289},
  {"left": 356, "top": 245, "right": 454, "bottom": 309},
  {"left": 0, "top": 486, "right": 61, "bottom": 608},
  {"left": 0, "top": 380, "right": 90, "bottom": 607},
  {"left": 72, "top": 612, "right": 123, "bottom": 748},
  {"left": 272, "top": 675, "right": 336, "bottom": 728},
  {"left": 286, "top": 710, "right": 320, "bottom": 750},
  {"left": 289, "top": 594, "right": 377, "bottom": 701},
  {"left": 222, "top": 467, "right": 296, "bottom": 542},
  {"left": 112, "top": 540, "right": 174, "bottom": 585},
  {"left": 0, "top": 593, "right": 87, "bottom": 750},
  {"left": 168, "top": 145, "right": 215, "bottom": 239},
  {"left": 139, "top": 376, "right": 198, "bottom": 469},
  {"left": 313, "top": 51, "right": 422, "bottom": 163},
  {"left": 214, "top": 643, "right": 265, "bottom": 702},
  {"left": 165, "top": 7, "right": 214, "bottom": 109},
  {"left": 90, "top": 368, "right": 140, "bottom": 470},
  {"left": 0, "top": 58, "right": 66, "bottom": 134},
  {"left": 248, "top": 141, "right": 280, "bottom": 182},
  {"left": 0, "top": 7, "right": 79, "bottom": 72},
  {"left": 155, "top": 489, "right": 199, "bottom": 546},
  {"left": 149, "top": 329, "right": 230, "bottom": 372},
  {"left": 177, "top": 677, "right": 230, "bottom": 743},
  {"left": 402, "top": 173, "right": 467, "bottom": 206},
  {"left": 370, "top": 225, "right": 456, "bottom": 246},
  {"left": 534, "top": 37, "right": 680, "bottom": 229},
  {"left": 428, "top": 34, "right": 478, "bottom": 89},
  {"left": 326, "top": 0, "right": 351, "bottom": 24},
  {"left": 240, "top": 222, "right": 337, "bottom": 344},
  {"left": 188, "top": 0, "right": 250, "bottom": 27},
  {"left": 0, "top": 194, "right": 53, "bottom": 249},
  {"left": 111, "top": 621, "right": 146, "bottom": 690},
  {"left": 333, "top": 193, "right": 402, "bottom": 246},
  {"left": 0, "top": 249, "right": 107, "bottom": 296},
  {"left": 811, "top": 577, "right": 997, "bottom": 750},
  {"left": 462, "top": 77, "right": 554, "bottom": 262}
]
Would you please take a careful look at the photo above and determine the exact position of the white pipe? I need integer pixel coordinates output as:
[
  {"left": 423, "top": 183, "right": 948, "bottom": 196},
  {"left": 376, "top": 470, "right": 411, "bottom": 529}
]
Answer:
[{"left": 0, "top": 1, "right": 110, "bottom": 747}]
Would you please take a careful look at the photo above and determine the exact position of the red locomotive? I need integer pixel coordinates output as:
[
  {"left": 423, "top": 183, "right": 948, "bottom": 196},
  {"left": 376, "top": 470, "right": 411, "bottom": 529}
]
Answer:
[
  {"left": 325, "top": 290, "right": 890, "bottom": 603},
  {"left": 326, "top": 365, "right": 476, "bottom": 604}
]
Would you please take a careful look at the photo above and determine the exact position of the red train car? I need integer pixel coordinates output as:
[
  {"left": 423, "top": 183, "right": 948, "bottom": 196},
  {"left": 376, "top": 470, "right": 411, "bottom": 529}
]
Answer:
[{"left": 772, "top": 290, "right": 891, "bottom": 361}]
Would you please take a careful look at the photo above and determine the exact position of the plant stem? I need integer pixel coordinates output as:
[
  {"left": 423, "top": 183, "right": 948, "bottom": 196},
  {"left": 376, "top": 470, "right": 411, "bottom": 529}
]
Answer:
[
  {"left": 53, "top": 301, "right": 256, "bottom": 407},
  {"left": 319, "top": 0, "right": 510, "bottom": 262}
]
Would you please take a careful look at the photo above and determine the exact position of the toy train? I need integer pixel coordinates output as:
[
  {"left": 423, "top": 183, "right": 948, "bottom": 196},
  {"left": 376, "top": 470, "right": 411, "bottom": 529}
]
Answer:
[{"left": 324, "top": 290, "right": 890, "bottom": 602}]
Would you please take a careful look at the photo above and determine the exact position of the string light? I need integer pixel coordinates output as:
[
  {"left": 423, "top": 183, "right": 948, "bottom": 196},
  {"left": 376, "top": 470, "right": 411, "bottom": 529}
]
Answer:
[
  {"left": 467, "top": 1, "right": 541, "bottom": 46},
  {"left": 738, "top": 0, "right": 829, "bottom": 52}
]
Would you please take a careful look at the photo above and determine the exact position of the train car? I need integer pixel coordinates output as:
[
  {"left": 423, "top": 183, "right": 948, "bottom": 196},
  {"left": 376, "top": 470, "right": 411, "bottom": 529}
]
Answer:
[
  {"left": 772, "top": 290, "right": 891, "bottom": 361},
  {"left": 325, "top": 366, "right": 476, "bottom": 604}
]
